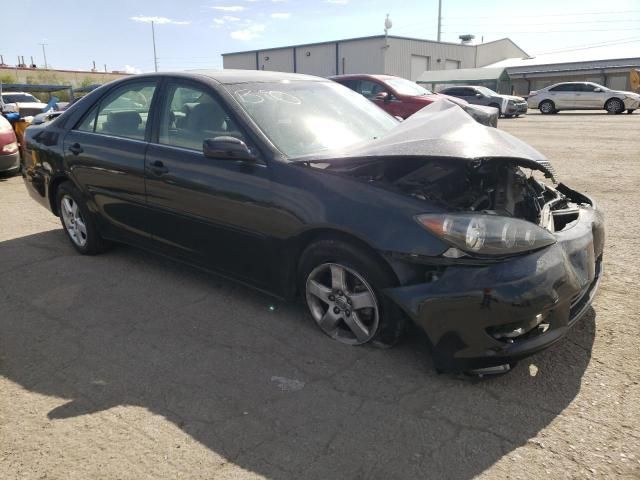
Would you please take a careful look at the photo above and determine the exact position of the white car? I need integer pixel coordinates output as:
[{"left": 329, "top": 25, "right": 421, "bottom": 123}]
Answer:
[
  {"left": 528, "top": 82, "right": 640, "bottom": 114},
  {"left": 0, "top": 92, "right": 48, "bottom": 118}
]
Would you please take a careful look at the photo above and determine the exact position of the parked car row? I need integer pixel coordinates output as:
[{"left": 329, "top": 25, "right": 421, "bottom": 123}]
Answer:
[
  {"left": 330, "top": 74, "right": 500, "bottom": 127},
  {"left": 21, "top": 70, "right": 604, "bottom": 375},
  {"left": 0, "top": 115, "right": 20, "bottom": 174},
  {"left": 527, "top": 82, "right": 640, "bottom": 114},
  {"left": 438, "top": 86, "right": 528, "bottom": 117}
]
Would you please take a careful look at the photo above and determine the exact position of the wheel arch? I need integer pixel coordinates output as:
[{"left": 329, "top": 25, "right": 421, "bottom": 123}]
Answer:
[
  {"left": 48, "top": 174, "right": 71, "bottom": 216},
  {"left": 288, "top": 227, "right": 400, "bottom": 297}
]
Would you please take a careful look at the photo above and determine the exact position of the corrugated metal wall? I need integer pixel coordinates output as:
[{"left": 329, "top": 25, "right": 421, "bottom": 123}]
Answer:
[
  {"left": 475, "top": 39, "right": 528, "bottom": 67},
  {"left": 258, "top": 48, "right": 294, "bottom": 72},
  {"left": 337, "top": 38, "right": 385, "bottom": 75},
  {"left": 223, "top": 52, "right": 256, "bottom": 70},
  {"left": 383, "top": 38, "right": 475, "bottom": 78},
  {"left": 296, "top": 43, "right": 338, "bottom": 77}
]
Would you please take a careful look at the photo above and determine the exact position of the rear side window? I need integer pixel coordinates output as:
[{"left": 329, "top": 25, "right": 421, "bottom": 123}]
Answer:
[{"left": 75, "top": 82, "right": 157, "bottom": 141}]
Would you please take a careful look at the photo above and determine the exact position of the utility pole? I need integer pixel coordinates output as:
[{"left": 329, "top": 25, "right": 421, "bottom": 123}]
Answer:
[
  {"left": 39, "top": 42, "right": 48, "bottom": 69},
  {"left": 151, "top": 21, "right": 158, "bottom": 72},
  {"left": 437, "top": 0, "right": 442, "bottom": 42}
]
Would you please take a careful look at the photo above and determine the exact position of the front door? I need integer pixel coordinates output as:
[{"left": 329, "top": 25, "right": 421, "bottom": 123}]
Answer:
[
  {"left": 143, "top": 80, "right": 274, "bottom": 287},
  {"left": 63, "top": 80, "right": 158, "bottom": 241}
]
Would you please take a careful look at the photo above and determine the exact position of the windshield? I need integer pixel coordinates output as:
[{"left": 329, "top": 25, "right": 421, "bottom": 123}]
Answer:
[
  {"left": 227, "top": 81, "right": 398, "bottom": 158},
  {"left": 384, "top": 78, "right": 432, "bottom": 96},
  {"left": 1, "top": 93, "right": 40, "bottom": 103},
  {"left": 475, "top": 86, "right": 497, "bottom": 96}
]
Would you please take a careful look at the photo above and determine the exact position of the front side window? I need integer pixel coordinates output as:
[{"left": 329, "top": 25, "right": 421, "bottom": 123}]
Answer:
[
  {"left": 76, "top": 82, "right": 157, "bottom": 140},
  {"left": 358, "top": 80, "right": 386, "bottom": 99},
  {"left": 550, "top": 84, "right": 577, "bottom": 92},
  {"left": 158, "top": 84, "right": 244, "bottom": 151},
  {"left": 227, "top": 80, "right": 398, "bottom": 158}
]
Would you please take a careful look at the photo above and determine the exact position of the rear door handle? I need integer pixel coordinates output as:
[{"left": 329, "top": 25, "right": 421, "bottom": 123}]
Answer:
[
  {"left": 149, "top": 160, "right": 169, "bottom": 175},
  {"left": 69, "top": 143, "right": 83, "bottom": 155}
]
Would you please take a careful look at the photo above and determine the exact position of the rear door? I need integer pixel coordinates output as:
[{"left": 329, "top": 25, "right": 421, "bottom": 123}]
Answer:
[
  {"left": 143, "top": 79, "right": 274, "bottom": 286},
  {"left": 63, "top": 80, "right": 158, "bottom": 241},
  {"left": 549, "top": 83, "right": 580, "bottom": 109}
]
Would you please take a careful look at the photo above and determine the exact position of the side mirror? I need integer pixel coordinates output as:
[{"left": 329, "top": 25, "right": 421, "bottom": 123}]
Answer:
[
  {"left": 374, "top": 91, "right": 390, "bottom": 103},
  {"left": 475, "top": 93, "right": 482, "bottom": 97},
  {"left": 203, "top": 136, "right": 256, "bottom": 162}
]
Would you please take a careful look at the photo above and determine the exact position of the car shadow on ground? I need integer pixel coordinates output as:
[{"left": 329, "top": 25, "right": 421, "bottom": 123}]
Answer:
[{"left": 0, "top": 230, "right": 595, "bottom": 479}]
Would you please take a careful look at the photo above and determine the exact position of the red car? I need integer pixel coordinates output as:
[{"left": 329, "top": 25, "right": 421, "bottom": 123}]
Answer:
[
  {"left": 331, "top": 74, "right": 498, "bottom": 127},
  {"left": 0, "top": 115, "right": 19, "bottom": 174}
]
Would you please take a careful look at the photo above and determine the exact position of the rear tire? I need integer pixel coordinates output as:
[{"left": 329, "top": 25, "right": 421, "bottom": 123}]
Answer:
[
  {"left": 605, "top": 98, "right": 625, "bottom": 114},
  {"left": 299, "top": 238, "right": 405, "bottom": 347},
  {"left": 57, "top": 182, "right": 110, "bottom": 255},
  {"left": 539, "top": 100, "right": 555, "bottom": 114}
]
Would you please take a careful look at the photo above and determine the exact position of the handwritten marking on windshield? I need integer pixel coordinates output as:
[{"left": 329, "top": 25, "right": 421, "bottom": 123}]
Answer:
[{"left": 235, "top": 89, "right": 302, "bottom": 105}]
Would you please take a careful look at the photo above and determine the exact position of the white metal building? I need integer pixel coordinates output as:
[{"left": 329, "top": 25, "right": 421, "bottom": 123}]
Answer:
[{"left": 222, "top": 35, "right": 528, "bottom": 81}]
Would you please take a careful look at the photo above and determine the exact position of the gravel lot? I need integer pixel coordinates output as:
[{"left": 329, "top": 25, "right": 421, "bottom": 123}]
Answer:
[{"left": 1, "top": 112, "right": 639, "bottom": 479}]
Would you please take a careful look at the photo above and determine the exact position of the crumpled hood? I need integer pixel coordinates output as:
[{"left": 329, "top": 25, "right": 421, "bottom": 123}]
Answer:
[
  {"left": 306, "top": 99, "right": 555, "bottom": 178},
  {"left": 14, "top": 101, "right": 48, "bottom": 109},
  {"left": 503, "top": 95, "right": 526, "bottom": 102}
]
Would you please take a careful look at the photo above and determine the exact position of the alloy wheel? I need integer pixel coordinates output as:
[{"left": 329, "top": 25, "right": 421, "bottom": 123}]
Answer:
[
  {"left": 540, "top": 102, "right": 553, "bottom": 114},
  {"left": 60, "top": 195, "right": 88, "bottom": 247},
  {"left": 606, "top": 99, "right": 623, "bottom": 114},
  {"left": 305, "top": 263, "right": 379, "bottom": 345}
]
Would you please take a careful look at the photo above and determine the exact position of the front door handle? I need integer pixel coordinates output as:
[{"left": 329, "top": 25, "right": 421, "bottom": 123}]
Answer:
[
  {"left": 69, "top": 143, "right": 83, "bottom": 155},
  {"left": 149, "top": 160, "right": 169, "bottom": 175}
]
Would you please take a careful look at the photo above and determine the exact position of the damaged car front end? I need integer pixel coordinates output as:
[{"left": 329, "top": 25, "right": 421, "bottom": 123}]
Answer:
[{"left": 299, "top": 101, "right": 604, "bottom": 374}]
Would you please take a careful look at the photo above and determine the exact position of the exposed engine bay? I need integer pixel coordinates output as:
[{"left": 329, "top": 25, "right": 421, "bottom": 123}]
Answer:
[{"left": 314, "top": 157, "right": 588, "bottom": 233}]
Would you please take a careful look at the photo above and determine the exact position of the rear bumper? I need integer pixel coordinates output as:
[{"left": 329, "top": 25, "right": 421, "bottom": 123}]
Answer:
[
  {"left": 0, "top": 151, "right": 20, "bottom": 173},
  {"left": 385, "top": 204, "right": 605, "bottom": 372}
]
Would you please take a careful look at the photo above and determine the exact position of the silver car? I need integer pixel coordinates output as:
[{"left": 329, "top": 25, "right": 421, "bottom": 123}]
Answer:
[{"left": 528, "top": 82, "right": 640, "bottom": 114}]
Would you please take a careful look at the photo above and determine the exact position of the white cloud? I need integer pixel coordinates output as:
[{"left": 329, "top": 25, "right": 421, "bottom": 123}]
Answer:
[
  {"left": 230, "top": 23, "right": 265, "bottom": 40},
  {"left": 270, "top": 12, "right": 291, "bottom": 19},
  {"left": 123, "top": 65, "right": 142, "bottom": 74},
  {"left": 211, "top": 5, "right": 246, "bottom": 11},
  {"left": 130, "top": 15, "right": 191, "bottom": 25}
]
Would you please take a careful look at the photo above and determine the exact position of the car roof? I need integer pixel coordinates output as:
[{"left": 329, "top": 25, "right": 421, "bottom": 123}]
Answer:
[
  {"left": 330, "top": 74, "right": 397, "bottom": 81},
  {"left": 186, "top": 69, "right": 327, "bottom": 84}
]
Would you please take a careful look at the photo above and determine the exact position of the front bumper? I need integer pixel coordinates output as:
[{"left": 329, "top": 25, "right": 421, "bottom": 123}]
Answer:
[
  {"left": 0, "top": 151, "right": 20, "bottom": 173},
  {"left": 385, "top": 205, "right": 605, "bottom": 372},
  {"left": 623, "top": 97, "right": 640, "bottom": 110},
  {"left": 506, "top": 102, "right": 528, "bottom": 115}
]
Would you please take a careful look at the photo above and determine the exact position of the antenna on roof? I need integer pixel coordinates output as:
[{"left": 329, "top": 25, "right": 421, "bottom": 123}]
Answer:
[{"left": 384, "top": 14, "right": 392, "bottom": 37}]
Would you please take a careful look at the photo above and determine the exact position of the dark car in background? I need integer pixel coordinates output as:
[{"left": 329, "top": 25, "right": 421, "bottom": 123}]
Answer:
[
  {"left": 21, "top": 70, "right": 603, "bottom": 374},
  {"left": 439, "top": 86, "right": 528, "bottom": 117},
  {"left": 331, "top": 74, "right": 499, "bottom": 127},
  {"left": 0, "top": 115, "right": 20, "bottom": 174}
]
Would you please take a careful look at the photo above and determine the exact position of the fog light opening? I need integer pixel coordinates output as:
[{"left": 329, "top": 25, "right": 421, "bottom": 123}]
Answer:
[{"left": 489, "top": 313, "right": 546, "bottom": 341}]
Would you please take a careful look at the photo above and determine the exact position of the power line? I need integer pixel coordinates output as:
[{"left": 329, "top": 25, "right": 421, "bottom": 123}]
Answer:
[
  {"left": 442, "top": 9, "right": 640, "bottom": 19},
  {"left": 532, "top": 37, "right": 640, "bottom": 55}
]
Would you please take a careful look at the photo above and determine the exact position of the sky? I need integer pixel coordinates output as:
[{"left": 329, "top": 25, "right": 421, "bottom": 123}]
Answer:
[{"left": 1, "top": 0, "right": 639, "bottom": 73}]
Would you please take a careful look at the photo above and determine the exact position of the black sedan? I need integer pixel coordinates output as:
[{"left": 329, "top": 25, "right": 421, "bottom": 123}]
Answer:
[{"left": 21, "top": 70, "right": 604, "bottom": 374}]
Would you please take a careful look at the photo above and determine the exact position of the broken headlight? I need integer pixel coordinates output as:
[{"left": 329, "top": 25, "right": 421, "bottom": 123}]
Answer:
[{"left": 416, "top": 213, "right": 556, "bottom": 256}]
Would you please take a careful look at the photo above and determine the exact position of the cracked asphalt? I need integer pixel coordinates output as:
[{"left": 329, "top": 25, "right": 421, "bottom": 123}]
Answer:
[{"left": 1, "top": 111, "right": 639, "bottom": 479}]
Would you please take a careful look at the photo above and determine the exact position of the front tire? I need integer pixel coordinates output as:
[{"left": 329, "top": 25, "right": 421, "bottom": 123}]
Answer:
[
  {"left": 539, "top": 100, "right": 555, "bottom": 114},
  {"left": 605, "top": 98, "right": 625, "bottom": 114},
  {"left": 299, "top": 238, "right": 404, "bottom": 347},
  {"left": 627, "top": 109, "right": 635, "bottom": 114},
  {"left": 57, "top": 182, "right": 109, "bottom": 255}
]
